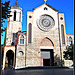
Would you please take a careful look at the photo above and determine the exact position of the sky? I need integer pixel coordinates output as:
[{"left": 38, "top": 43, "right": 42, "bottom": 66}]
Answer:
[{"left": 1, "top": 0, "right": 74, "bottom": 44}]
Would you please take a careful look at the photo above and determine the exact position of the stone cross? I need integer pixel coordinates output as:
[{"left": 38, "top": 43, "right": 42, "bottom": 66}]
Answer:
[
  {"left": 15, "top": 0, "right": 18, "bottom": 5},
  {"left": 44, "top": 0, "right": 47, "bottom": 3}
]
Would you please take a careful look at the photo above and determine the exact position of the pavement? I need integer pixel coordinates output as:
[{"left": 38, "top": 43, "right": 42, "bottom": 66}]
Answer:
[{"left": 1, "top": 67, "right": 73, "bottom": 75}]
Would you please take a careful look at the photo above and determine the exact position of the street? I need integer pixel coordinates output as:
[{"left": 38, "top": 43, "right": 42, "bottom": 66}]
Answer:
[{"left": 2, "top": 69, "right": 73, "bottom": 75}]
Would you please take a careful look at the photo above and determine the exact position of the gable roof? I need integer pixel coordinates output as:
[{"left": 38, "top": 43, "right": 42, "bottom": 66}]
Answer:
[{"left": 33, "top": 3, "right": 58, "bottom": 12}]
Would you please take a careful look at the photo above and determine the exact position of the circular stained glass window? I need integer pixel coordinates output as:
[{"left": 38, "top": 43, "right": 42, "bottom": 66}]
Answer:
[{"left": 36, "top": 14, "right": 55, "bottom": 31}]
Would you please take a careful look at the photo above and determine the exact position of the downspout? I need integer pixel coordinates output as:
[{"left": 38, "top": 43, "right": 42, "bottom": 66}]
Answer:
[
  {"left": 25, "top": 34, "right": 27, "bottom": 66},
  {"left": 58, "top": 13, "right": 62, "bottom": 66}
]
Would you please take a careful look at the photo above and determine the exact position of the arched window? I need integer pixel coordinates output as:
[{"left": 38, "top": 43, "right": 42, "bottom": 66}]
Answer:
[
  {"left": 68, "top": 36, "right": 72, "bottom": 46},
  {"left": 61, "top": 24, "right": 65, "bottom": 45},
  {"left": 28, "top": 23, "right": 32, "bottom": 43},
  {"left": 19, "top": 35, "right": 25, "bottom": 45},
  {"left": 14, "top": 11, "right": 16, "bottom": 21}
]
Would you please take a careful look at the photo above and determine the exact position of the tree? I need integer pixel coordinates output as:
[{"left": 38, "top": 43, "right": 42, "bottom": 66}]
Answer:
[
  {"left": 63, "top": 44, "right": 73, "bottom": 61},
  {"left": 1, "top": 1, "right": 12, "bottom": 35},
  {"left": 54, "top": 54, "right": 64, "bottom": 66},
  {"left": 1, "top": 1, "right": 12, "bottom": 66}
]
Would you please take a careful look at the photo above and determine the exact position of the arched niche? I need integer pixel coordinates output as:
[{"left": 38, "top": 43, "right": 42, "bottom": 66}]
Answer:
[
  {"left": 6, "top": 50, "right": 14, "bottom": 68},
  {"left": 40, "top": 37, "right": 54, "bottom": 47}
]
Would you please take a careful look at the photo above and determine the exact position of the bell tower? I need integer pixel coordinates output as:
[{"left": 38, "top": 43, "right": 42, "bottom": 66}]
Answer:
[{"left": 6, "top": 0, "right": 22, "bottom": 45}]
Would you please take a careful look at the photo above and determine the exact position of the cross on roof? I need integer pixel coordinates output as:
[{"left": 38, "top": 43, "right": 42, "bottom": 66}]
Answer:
[
  {"left": 44, "top": 0, "right": 47, "bottom": 3},
  {"left": 15, "top": 0, "right": 18, "bottom": 5}
]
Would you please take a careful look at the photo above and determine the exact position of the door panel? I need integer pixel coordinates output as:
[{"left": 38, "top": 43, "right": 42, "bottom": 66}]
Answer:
[{"left": 43, "top": 59, "right": 50, "bottom": 66}]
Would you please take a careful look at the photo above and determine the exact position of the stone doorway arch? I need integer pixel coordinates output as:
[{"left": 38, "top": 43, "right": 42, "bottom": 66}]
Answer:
[
  {"left": 40, "top": 37, "right": 54, "bottom": 66},
  {"left": 6, "top": 50, "right": 14, "bottom": 68},
  {"left": 40, "top": 37, "right": 54, "bottom": 47},
  {"left": 2, "top": 46, "right": 15, "bottom": 70}
]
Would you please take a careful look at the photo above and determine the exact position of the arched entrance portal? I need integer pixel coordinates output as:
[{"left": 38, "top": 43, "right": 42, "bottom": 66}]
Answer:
[
  {"left": 40, "top": 37, "right": 54, "bottom": 66},
  {"left": 6, "top": 50, "right": 14, "bottom": 68}
]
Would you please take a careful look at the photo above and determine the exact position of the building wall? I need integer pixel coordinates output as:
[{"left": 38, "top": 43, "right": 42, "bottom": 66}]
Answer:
[
  {"left": 26, "top": 4, "right": 63, "bottom": 66},
  {"left": 15, "top": 33, "right": 26, "bottom": 69},
  {"left": 3, "top": 4, "right": 74, "bottom": 69}
]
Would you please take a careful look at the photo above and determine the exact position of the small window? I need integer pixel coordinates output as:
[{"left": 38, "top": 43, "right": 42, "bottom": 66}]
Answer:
[
  {"left": 19, "top": 35, "right": 25, "bottom": 45},
  {"left": 11, "top": 42, "right": 14, "bottom": 46},
  {"left": 18, "top": 51, "right": 24, "bottom": 56},
  {"left": 29, "top": 16, "right": 32, "bottom": 18},
  {"left": 13, "top": 33, "right": 17, "bottom": 45},
  {"left": 44, "top": 7, "right": 48, "bottom": 10},
  {"left": 60, "top": 17, "right": 63, "bottom": 20}
]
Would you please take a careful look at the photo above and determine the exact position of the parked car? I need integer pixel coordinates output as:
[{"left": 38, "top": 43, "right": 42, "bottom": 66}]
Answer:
[{"left": 68, "top": 66, "right": 74, "bottom": 69}]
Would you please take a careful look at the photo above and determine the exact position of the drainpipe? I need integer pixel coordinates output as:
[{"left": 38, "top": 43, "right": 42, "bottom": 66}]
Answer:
[
  {"left": 58, "top": 14, "right": 62, "bottom": 66},
  {"left": 58, "top": 26, "right": 62, "bottom": 66},
  {"left": 25, "top": 35, "right": 27, "bottom": 66}
]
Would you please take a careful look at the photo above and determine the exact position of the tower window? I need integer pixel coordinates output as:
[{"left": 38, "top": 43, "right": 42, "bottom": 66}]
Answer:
[
  {"left": 14, "top": 11, "right": 16, "bottom": 21},
  {"left": 61, "top": 24, "right": 65, "bottom": 45},
  {"left": 13, "top": 33, "right": 17, "bottom": 45},
  {"left": 28, "top": 23, "right": 32, "bottom": 43}
]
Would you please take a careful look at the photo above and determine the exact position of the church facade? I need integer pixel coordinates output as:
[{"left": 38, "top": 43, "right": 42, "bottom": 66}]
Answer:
[{"left": 2, "top": 2, "right": 74, "bottom": 69}]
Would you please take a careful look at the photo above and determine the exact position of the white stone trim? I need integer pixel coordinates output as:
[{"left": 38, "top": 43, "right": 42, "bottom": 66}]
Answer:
[{"left": 40, "top": 46, "right": 54, "bottom": 49}]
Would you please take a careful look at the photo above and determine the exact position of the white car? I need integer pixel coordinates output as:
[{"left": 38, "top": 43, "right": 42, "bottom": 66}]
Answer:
[{"left": 68, "top": 66, "right": 74, "bottom": 69}]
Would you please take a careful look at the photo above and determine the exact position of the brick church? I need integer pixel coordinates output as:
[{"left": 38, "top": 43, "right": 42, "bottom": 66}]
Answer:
[{"left": 2, "top": 0, "right": 74, "bottom": 69}]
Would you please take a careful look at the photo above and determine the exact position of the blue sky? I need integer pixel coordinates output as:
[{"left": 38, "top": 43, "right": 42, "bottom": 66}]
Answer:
[{"left": 1, "top": 0, "right": 74, "bottom": 44}]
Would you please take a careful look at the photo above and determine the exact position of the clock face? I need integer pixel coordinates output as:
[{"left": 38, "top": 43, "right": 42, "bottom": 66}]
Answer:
[{"left": 37, "top": 14, "right": 55, "bottom": 31}]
